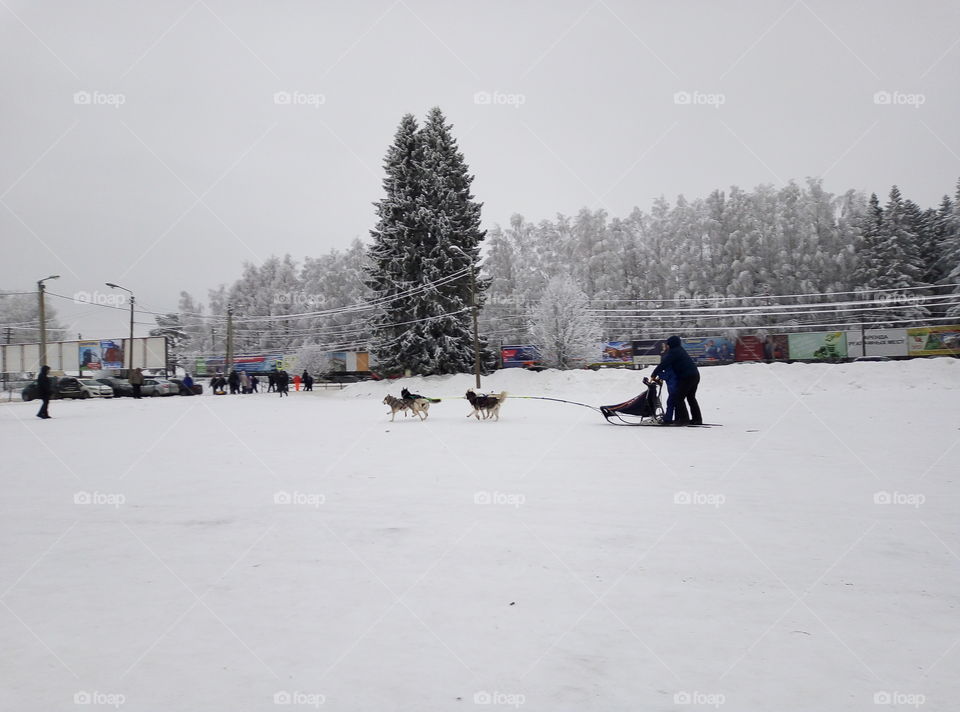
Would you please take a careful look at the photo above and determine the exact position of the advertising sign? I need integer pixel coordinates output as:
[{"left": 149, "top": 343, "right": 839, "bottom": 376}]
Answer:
[
  {"left": 787, "top": 331, "right": 847, "bottom": 360},
  {"left": 734, "top": 335, "right": 765, "bottom": 361},
  {"left": 682, "top": 337, "right": 735, "bottom": 363},
  {"left": 78, "top": 341, "right": 102, "bottom": 371},
  {"left": 632, "top": 339, "right": 668, "bottom": 365},
  {"left": 845, "top": 329, "right": 909, "bottom": 358},
  {"left": 762, "top": 334, "right": 789, "bottom": 360},
  {"left": 907, "top": 325, "right": 960, "bottom": 356},
  {"left": 502, "top": 345, "right": 540, "bottom": 368},
  {"left": 600, "top": 341, "right": 633, "bottom": 364},
  {"left": 99, "top": 340, "right": 124, "bottom": 369}
]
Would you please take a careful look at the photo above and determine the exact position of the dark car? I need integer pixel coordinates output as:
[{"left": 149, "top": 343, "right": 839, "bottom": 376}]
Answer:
[
  {"left": 96, "top": 377, "right": 134, "bottom": 397},
  {"left": 21, "top": 376, "right": 84, "bottom": 401},
  {"left": 168, "top": 378, "right": 203, "bottom": 395}
]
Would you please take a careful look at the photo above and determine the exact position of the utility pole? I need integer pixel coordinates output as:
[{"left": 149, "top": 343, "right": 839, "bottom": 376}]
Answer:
[
  {"left": 2, "top": 326, "right": 10, "bottom": 391},
  {"left": 37, "top": 275, "right": 59, "bottom": 371},
  {"left": 470, "top": 266, "right": 481, "bottom": 389},
  {"left": 106, "top": 283, "right": 135, "bottom": 372},
  {"left": 226, "top": 303, "right": 234, "bottom": 374}
]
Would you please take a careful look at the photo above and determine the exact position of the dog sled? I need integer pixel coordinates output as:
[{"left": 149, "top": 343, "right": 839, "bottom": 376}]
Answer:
[{"left": 599, "top": 377, "right": 663, "bottom": 426}]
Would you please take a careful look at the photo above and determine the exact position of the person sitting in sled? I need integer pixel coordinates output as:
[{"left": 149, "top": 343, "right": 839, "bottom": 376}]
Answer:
[{"left": 651, "top": 335, "right": 702, "bottom": 426}]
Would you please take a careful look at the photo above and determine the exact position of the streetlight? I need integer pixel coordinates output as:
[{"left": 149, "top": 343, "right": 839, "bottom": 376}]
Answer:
[
  {"left": 105, "top": 283, "right": 134, "bottom": 372},
  {"left": 37, "top": 275, "right": 59, "bottom": 369}
]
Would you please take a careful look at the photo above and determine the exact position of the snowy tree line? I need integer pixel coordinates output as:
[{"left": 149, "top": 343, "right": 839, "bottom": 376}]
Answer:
[
  {"left": 150, "top": 173, "right": 960, "bottom": 372},
  {"left": 481, "top": 178, "right": 960, "bottom": 344}
]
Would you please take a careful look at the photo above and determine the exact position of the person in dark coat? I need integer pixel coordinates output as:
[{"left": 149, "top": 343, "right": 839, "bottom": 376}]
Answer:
[
  {"left": 129, "top": 367, "right": 144, "bottom": 399},
  {"left": 277, "top": 370, "right": 290, "bottom": 397},
  {"left": 301, "top": 370, "right": 313, "bottom": 392},
  {"left": 228, "top": 370, "right": 240, "bottom": 395},
  {"left": 267, "top": 371, "right": 277, "bottom": 393},
  {"left": 651, "top": 335, "right": 702, "bottom": 425},
  {"left": 36, "top": 365, "right": 52, "bottom": 419},
  {"left": 182, "top": 373, "right": 195, "bottom": 396}
]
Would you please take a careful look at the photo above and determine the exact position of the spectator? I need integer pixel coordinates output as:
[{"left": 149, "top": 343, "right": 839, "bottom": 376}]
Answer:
[
  {"left": 129, "top": 368, "right": 144, "bottom": 399},
  {"left": 36, "top": 365, "right": 52, "bottom": 419}
]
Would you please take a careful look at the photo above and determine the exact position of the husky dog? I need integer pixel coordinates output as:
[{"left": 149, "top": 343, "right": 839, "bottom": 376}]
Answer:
[
  {"left": 465, "top": 389, "right": 508, "bottom": 421},
  {"left": 383, "top": 394, "right": 430, "bottom": 421}
]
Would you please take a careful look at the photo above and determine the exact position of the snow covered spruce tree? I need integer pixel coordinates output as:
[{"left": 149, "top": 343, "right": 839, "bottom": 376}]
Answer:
[
  {"left": 366, "top": 108, "right": 490, "bottom": 375},
  {"left": 529, "top": 275, "right": 601, "bottom": 369}
]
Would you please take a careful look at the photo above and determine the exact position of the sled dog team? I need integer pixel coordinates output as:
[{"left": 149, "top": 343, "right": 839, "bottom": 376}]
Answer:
[{"left": 383, "top": 387, "right": 508, "bottom": 422}]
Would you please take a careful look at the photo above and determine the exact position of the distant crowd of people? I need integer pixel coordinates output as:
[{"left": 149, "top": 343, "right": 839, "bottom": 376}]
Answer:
[{"left": 209, "top": 369, "right": 314, "bottom": 397}]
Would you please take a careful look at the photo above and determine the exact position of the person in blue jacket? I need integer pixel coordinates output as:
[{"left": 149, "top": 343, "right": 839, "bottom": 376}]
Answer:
[
  {"left": 655, "top": 341, "right": 679, "bottom": 424},
  {"left": 651, "top": 335, "right": 702, "bottom": 425}
]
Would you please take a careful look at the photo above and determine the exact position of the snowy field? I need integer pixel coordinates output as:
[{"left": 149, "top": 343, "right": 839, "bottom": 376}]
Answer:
[{"left": 1, "top": 360, "right": 959, "bottom": 711}]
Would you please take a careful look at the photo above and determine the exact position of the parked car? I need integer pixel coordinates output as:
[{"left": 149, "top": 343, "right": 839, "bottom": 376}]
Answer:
[
  {"left": 76, "top": 378, "right": 114, "bottom": 398},
  {"left": 96, "top": 377, "right": 133, "bottom": 397},
  {"left": 21, "top": 376, "right": 80, "bottom": 401},
  {"left": 168, "top": 378, "right": 203, "bottom": 395},
  {"left": 142, "top": 378, "right": 177, "bottom": 396}
]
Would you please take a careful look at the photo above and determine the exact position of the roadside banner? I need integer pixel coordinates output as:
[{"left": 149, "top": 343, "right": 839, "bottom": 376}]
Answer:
[
  {"left": 845, "top": 329, "right": 909, "bottom": 358},
  {"left": 78, "top": 341, "right": 102, "bottom": 371},
  {"left": 502, "top": 345, "right": 540, "bottom": 368},
  {"left": 788, "top": 331, "right": 847, "bottom": 360},
  {"left": 632, "top": 339, "right": 667, "bottom": 365},
  {"left": 682, "top": 336, "right": 735, "bottom": 363},
  {"left": 100, "top": 340, "right": 124, "bottom": 369},
  {"left": 907, "top": 325, "right": 960, "bottom": 355},
  {"left": 600, "top": 341, "right": 633, "bottom": 364},
  {"left": 734, "top": 335, "right": 765, "bottom": 361}
]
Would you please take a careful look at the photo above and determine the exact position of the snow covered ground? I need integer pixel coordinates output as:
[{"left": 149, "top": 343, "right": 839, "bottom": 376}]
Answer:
[{"left": 1, "top": 359, "right": 958, "bottom": 711}]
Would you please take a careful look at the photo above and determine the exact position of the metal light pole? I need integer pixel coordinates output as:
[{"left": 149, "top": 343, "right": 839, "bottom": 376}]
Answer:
[
  {"left": 106, "top": 283, "right": 135, "bottom": 372},
  {"left": 37, "top": 275, "right": 59, "bottom": 370},
  {"left": 470, "top": 266, "right": 481, "bottom": 389},
  {"left": 226, "top": 302, "right": 234, "bottom": 374}
]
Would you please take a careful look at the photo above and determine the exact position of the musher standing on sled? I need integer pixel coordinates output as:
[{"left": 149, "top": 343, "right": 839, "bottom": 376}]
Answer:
[{"left": 651, "top": 335, "right": 702, "bottom": 426}]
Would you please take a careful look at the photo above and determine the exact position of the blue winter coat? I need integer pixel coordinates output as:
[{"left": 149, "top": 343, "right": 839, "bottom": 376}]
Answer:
[{"left": 651, "top": 336, "right": 699, "bottom": 381}]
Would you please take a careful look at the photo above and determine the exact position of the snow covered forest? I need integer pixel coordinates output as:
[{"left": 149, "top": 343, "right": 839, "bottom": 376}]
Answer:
[{"left": 142, "top": 105, "right": 960, "bottom": 373}]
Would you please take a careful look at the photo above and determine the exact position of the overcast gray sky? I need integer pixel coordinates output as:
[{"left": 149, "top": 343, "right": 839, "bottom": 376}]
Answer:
[{"left": 2, "top": 0, "right": 959, "bottom": 338}]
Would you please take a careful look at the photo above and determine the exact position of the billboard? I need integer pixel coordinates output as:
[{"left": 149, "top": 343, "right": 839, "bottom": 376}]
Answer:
[
  {"left": 682, "top": 337, "right": 735, "bottom": 363},
  {"left": 2, "top": 336, "right": 165, "bottom": 374},
  {"left": 100, "top": 339, "right": 125, "bottom": 369},
  {"left": 632, "top": 339, "right": 668, "bottom": 365},
  {"left": 600, "top": 341, "right": 633, "bottom": 364},
  {"left": 788, "top": 331, "right": 847, "bottom": 360},
  {"left": 734, "top": 335, "right": 765, "bottom": 361},
  {"left": 845, "top": 329, "right": 909, "bottom": 358},
  {"left": 761, "top": 335, "right": 789, "bottom": 360},
  {"left": 78, "top": 341, "right": 103, "bottom": 370},
  {"left": 502, "top": 345, "right": 540, "bottom": 368},
  {"left": 907, "top": 325, "right": 960, "bottom": 356}
]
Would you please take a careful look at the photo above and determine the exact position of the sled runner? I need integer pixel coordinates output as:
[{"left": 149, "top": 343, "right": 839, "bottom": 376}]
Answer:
[{"left": 600, "top": 377, "right": 663, "bottom": 426}]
